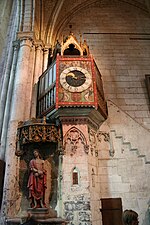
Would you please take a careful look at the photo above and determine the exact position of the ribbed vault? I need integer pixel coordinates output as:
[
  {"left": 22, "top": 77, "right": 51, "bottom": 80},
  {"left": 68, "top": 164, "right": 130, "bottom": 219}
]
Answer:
[{"left": 37, "top": 0, "right": 149, "bottom": 47}]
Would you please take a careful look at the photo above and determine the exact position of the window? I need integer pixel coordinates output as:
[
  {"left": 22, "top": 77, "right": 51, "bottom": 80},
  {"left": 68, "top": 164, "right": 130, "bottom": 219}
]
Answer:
[{"left": 72, "top": 167, "right": 79, "bottom": 185}]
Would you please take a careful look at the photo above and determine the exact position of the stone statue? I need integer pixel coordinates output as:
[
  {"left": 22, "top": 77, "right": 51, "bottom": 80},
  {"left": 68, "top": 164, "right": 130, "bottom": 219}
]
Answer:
[{"left": 27, "top": 149, "right": 47, "bottom": 208}]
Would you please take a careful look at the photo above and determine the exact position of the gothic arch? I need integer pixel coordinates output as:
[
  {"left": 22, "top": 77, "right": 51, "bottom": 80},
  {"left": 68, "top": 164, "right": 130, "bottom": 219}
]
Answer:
[{"left": 63, "top": 126, "right": 89, "bottom": 155}]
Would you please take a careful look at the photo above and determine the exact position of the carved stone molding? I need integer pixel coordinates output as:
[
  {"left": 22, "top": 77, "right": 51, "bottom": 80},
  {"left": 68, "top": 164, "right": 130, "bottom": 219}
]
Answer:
[
  {"left": 60, "top": 116, "right": 98, "bottom": 130},
  {"left": 97, "top": 131, "right": 115, "bottom": 157},
  {"left": 97, "top": 131, "right": 110, "bottom": 142},
  {"left": 61, "top": 33, "right": 84, "bottom": 56},
  {"left": 35, "top": 44, "right": 43, "bottom": 51},
  {"left": 89, "top": 128, "right": 98, "bottom": 157},
  {"left": 17, "top": 31, "right": 35, "bottom": 40},
  {"left": 61, "top": 117, "right": 88, "bottom": 124},
  {"left": 63, "top": 127, "right": 89, "bottom": 156}
]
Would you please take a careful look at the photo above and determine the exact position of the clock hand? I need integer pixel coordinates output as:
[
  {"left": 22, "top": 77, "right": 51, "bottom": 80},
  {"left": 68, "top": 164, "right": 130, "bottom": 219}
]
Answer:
[
  {"left": 66, "top": 72, "right": 78, "bottom": 79},
  {"left": 76, "top": 76, "right": 86, "bottom": 80}
]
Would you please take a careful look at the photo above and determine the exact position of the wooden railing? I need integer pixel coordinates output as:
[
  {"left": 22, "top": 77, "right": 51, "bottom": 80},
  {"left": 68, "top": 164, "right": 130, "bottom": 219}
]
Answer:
[{"left": 37, "top": 61, "right": 56, "bottom": 117}]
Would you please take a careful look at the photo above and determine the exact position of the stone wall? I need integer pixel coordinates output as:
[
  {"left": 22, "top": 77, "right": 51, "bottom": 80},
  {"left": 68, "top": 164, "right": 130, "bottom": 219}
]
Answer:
[
  {"left": 61, "top": 2, "right": 150, "bottom": 224},
  {"left": 0, "top": 1, "right": 150, "bottom": 225},
  {"left": 97, "top": 117, "right": 150, "bottom": 225},
  {"left": 62, "top": 1, "right": 150, "bottom": 130}
]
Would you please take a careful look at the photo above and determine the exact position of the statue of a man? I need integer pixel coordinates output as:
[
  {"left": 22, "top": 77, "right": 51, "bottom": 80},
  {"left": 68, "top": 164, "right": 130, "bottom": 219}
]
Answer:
[{"left": 27, "top": 149, "right": 47, "bottom": 208}]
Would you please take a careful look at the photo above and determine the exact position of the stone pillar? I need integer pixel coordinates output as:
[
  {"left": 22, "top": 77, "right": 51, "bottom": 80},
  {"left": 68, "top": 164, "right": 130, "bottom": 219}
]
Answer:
[
  {"left": 0, "top": 41, "right": 20, "bottom": 161},
  {"left": 30, "top": 44, "right": 43, "bottom": 118},
  {"left": 0, "top": 44, "right": 14, "bottom": 138},
  {"left": 59, "top": 116, "right": 102, "bottom": 224},
  {"left": 61, "top": 122, "right": 92, "bottom": 225},
  {"left": 56, "top": 150, "right": 63, "bottom": 217},
  {"left": 10, "top": 38, "right": 33, "bottom": 121},
  {"left": 33, "top": 44, "right": 43, "bottom": 84},
  {"left": 1, "top": 38, "right": 33, "bottom": 217},
  {"left": 24, "top": 44, "right": 35, "bottom": 119},
  {"left": 0, "top": 0, "right": 18, "bottom": 138},
  {"left": 43, "top": 48, "right": 49, "bottom": 71}
]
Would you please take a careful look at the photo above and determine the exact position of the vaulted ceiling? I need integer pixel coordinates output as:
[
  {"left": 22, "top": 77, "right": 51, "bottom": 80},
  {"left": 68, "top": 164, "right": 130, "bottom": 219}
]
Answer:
[{"left": 34, "top": 0, "right": 150, "bottom": 47}]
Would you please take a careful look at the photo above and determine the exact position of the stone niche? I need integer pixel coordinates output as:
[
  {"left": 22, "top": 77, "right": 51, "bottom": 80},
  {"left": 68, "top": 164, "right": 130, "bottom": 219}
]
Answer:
[
  {"left": 19, "top": 142, "right": 59, "bottom": 212},
  {"left": 7, "top": 119, "right": 68, "bottom": 225}
]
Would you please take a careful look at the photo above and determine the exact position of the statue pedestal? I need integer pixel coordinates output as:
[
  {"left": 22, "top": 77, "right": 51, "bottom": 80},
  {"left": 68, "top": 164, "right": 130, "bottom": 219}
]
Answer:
[
  {"left": 27, "top": 207, "right": 57, "bottom": 219},
  {"left": 6, "top": 207, "right": 68, "bottom": 224},
  {"left": 6, "top": 217, "right": 68, "bottom": 224}
]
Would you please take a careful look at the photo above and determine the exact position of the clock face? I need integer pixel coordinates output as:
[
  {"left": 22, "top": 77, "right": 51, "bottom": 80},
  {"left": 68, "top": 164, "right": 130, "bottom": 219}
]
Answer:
[{"left": 60, "top": 67, "right": 92, "bottom": 92}]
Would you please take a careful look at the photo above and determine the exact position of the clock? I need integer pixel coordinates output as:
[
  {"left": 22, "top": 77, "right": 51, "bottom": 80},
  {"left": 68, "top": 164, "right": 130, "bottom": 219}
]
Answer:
[{"left": 60, "top": 66, "right": 92, "bottom": 92}]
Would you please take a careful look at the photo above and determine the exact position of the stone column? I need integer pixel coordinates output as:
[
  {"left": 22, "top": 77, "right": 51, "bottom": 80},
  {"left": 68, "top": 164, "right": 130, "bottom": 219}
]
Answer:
[
  {"left": 57, "top": 149, "right": 63, "bottom": 217},
  {"left": 0, "top": 44, "right": 14, "bottom": 138},
  {"left": 1, "top": 38, "right": 33, "bottom": 217},
  {"left": 10, "top": 38, "right": 33, "bottom": 121},
  {"left": 0, "top": 41, "right": 20, "bottom": 161},
  {"left": 33, "top": 44, "right": 43, "bottom": 83},
  {"left": 61, "top": 122, "right": 92, "bottom": 225},
  {"left": 25, "top": 44, "right": 35, "bottom": 119},
  {"left": 30, "top": 44, "right": 43, "bottom": 118},
  {"left": 0, "top": 0, "right": 18, "bottom": 138},
  {"left": 43, "top": 48, "right": 49, "bottom": 71}
]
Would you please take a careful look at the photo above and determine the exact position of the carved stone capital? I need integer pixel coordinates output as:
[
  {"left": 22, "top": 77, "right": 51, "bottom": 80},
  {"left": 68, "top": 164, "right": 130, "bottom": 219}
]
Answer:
[
  {"left": 35, "top": 44, "right": 43, "bottom": 51},
  {"left": 19, "top": 38, "right": 33, "bottom": 48}
]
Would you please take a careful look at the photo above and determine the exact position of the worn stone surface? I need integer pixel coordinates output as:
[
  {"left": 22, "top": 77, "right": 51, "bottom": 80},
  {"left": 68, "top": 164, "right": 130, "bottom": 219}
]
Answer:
[{"left": 0, "top": 1, "right": 150, "bottom": 225}]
